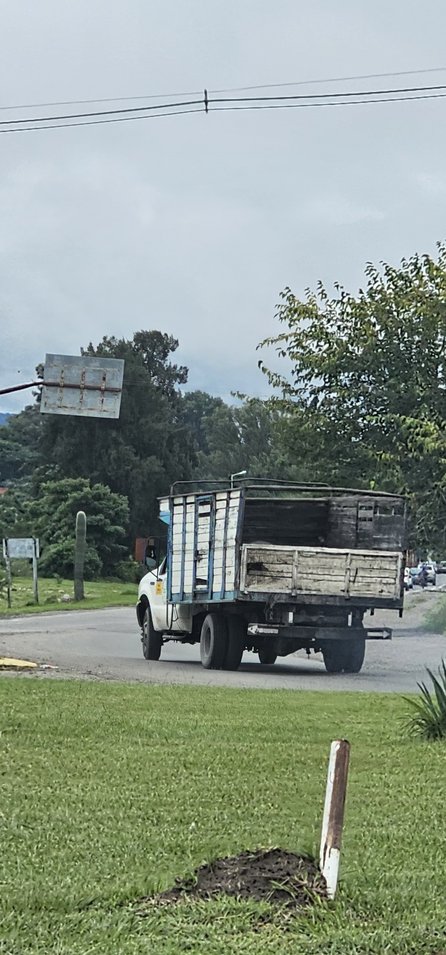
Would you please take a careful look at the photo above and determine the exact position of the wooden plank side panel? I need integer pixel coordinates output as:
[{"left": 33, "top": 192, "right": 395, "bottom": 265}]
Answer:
[
  {"left": 295, "top": 549, "right": 345, "bottom": 595},
  {"left": 295, "top": 580, "right": 344, "bottom": 595},
  {"left": 179, "top": 555, "right": 236, "bottom": 573},
  {"left": 327, "top": 500, "right": 358, "bottom": 549},
  {"left": 244, "top": 574, "right": 294, "bottom": 593},
  {"left": 212, "top": 493, "right": 240, "bottom": 596},
  {"left": 171, "top": 499, "right": 196, "bottom": 599},
  {"left": 241, "top": 543, "right": 401, "bottom": 599},
  {"left": 353, "top": 551, "right": 400, "bottom": 564},
  {"left": 172, "top": 519, "right": 195, "bottom": 532},
  {"left": 215, "top": 520, "right": 237, "bottom": 540},
  {"left": 350, "top": 582, "right": 398, "bottom": 596},
  {"left": 246, "top": 553, "right": 295, "bottom": 568},
  {"left": 242, "top": 498, "right": 329, "bottom": 546},
  {"left": 170, "top": 490, "right": 242, "bottom": 600},
  {"left": 213, "top": 556, "right": 236, "bottom": 572}
]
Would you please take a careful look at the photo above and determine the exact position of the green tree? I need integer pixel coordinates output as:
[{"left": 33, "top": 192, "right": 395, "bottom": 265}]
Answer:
[
  {"left": 27, "top": 478, "right": 129, "bottom": 578},
  {"left": 0, "top": 406, "right": 42, "bottom": 483},
  {"left": 259, "top": 245, "right": 446, "bottom": 551},
  {"left": 179, "top": 391, "right": 225, "bottom": 457},
  {"left": 131, "top": 330, "right": 188, "bottom": 398},
  {"left": 194, "top": 397, "right": 306, "bottom": 482},
  {"left": 0, "top": 482, "right": 33, "bottom": 540}
]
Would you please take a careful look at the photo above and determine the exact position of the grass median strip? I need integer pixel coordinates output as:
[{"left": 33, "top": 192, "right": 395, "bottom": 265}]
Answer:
[
  {"left": 0, "top": 577, "right": 137, "bottom": 615},
  {"left": 1, "top": 679, "right": 446, "bottom": 954}
]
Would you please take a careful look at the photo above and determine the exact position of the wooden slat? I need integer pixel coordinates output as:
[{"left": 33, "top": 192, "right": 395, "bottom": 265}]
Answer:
[
  {"left": 246, "top": 571, "right": 293, "bottom": 582},
  {"left": 245, "top": 577, "right": 293, "bottom": 591}
]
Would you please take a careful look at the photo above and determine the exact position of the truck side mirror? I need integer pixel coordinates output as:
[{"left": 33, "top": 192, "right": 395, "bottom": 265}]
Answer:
[{"left": 145, "top": 540, "right": 157, "bottom": 570}]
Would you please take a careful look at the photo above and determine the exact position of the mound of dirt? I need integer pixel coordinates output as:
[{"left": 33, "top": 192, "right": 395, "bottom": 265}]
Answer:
[{"left": 139, "top": 848, "right": 327, "bottom": 911}]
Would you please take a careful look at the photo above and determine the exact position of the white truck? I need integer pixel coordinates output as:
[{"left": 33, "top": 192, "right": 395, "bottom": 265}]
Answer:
[{"left": 136, "top": 480, "right": 407, "bottom": 674}]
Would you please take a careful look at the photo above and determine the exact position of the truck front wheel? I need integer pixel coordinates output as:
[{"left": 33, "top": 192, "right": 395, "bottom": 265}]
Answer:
[
  {"left": 200, "top": 613, "right": 228, "bottom": 669},
  {"left": 142, "top": 607, "right": 163, "bottom": 661},
  {"left": 322, "top": 637, "right": 366, "bottom": 674}
]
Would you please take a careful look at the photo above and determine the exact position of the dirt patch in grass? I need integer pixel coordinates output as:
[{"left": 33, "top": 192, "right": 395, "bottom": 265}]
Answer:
[{"left": 138, "top": 848, "right": 327, "bottom": 911}]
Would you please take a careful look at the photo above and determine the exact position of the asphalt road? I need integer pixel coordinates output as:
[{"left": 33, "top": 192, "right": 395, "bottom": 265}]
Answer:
[{"left": 0, "top": 590, "right": 445, "bottom": 692}]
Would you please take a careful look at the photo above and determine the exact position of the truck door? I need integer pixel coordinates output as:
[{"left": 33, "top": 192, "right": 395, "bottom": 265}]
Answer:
[
  {"left": 193, "top": 495, "right": 215, "bottom": 599},
  {"left": 149, "top": 558, "right": 192, "bottom": 633}
]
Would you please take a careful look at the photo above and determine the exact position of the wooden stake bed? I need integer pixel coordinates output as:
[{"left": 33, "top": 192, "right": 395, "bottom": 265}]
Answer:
[{"left": 161, "top": 482, "right": 406, "bottom": 609}]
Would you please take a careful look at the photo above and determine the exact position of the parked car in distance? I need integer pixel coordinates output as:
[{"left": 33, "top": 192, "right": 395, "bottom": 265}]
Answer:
[
  {"left": 435, "top": 560, "right": 446, "bottom": 574},
  {"left": 404, "top": 567, "right": 413, "bottom": 590},
  {"left": 410, "top": 562, "right": 436, "bottom": 586},
  {"left": 424, "top": 562, "right": 437, "bottom": 585}
]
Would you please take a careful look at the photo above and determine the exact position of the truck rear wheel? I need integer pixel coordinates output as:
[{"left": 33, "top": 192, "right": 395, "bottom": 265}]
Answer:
[
  {"left": 200, "top": 613, "right": 228, "bottom": 669},
  {"left": 142, "top": 607, "right": 163, "bottom": 661},
  {"left": 258, "top": 647, "right": 277, "bottom": 665},
  {"left": 343, "top": 637, "right": 366, "bottom": 673},
  {"left": 223, "top": 617, "right": 245, "bottom": 671},
  {"left": 322, "top": 637, "right": 366, "bottom": 674}
]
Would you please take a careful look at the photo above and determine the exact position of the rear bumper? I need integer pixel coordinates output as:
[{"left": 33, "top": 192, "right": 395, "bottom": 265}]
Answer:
[{"left": 247, "top": 624, "right": 392, "bottom": 642}]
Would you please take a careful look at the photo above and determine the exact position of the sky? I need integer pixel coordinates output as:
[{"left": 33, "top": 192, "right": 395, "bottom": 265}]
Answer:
[{"left": 1, "top": 0, "right": 446, "bottom": 413}]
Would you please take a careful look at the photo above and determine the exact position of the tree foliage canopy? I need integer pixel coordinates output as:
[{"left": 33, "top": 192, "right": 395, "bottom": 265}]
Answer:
[{"left": 259, "top": 245, "right": 446, "bottom": 551}]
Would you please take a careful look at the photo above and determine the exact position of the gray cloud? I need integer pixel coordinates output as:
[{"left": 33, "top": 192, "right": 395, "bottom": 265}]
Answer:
[{"left": 1, "top": 0, "right": 446, "bottom": 413}]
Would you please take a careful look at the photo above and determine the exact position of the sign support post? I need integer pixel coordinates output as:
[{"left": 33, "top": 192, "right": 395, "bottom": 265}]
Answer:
[
  {"left": 5, "top": 545, "right": 11, "bottom": 609},
  {"left": 32, "top": 538, "right": 39, "bottom": 604}
]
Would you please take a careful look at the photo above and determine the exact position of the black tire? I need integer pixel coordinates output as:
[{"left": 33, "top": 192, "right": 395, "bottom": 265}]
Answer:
[
  {"left": 142, "top": 606, "right": 163, "bottom": 661},
  {"left": 342, "top": 637, "right": 366, "bottom": 673},
  {"left": 322, "top": 638, "right": 366, "bottom": 674},
  {"left": 322, "top": 642, "right": 345, "bottom": 673},
  {"left": 223, "top": 617, "right": 245, "bottom": 671},
  {"left": 258, "top": 647, "right": 277, "bottom": 665},
  {"left": 200, "top": 613, "right": 228, "bottom": 669}
]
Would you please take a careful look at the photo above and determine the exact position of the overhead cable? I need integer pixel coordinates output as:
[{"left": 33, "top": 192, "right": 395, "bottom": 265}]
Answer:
[
  {"left": 3, "top": 65, "right": 446, "bottom": 112},
  {"left": 211, "top": 83, "right": 446, "bottom": 104},
  {"left": 0, "top": 98, "right": 202, "bottom": 127},
  {"left": 0, "top": 106, "right": 203, "bottom": 134},
  {"left": 211, "top": 66, "right": 446, "bottom": 93},
  {"left": 212, "top": 91, "right": 446, "bottom": 111},
  {"left": 1, "top": 83, "right": 446, "bottom": 133},
  {"left": 0, "top": 89, "right": 203, "bottom": 112}
]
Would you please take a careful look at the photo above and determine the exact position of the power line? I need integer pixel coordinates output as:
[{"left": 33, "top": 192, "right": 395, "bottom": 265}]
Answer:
[
  {"left": 0, "top": 106, "right": 203, "bottom": 134},
  {"left": 0, "top": 97, "right": 202, "bottom": 127},
  {"left": 0, "top": 89, "right": 202, "bottom": 112},
  {"left": 212, "top": 83, "right": 446, "bottom": 104},
  {"left": 2, "top": 83, "right": 446, "bottom": 134},
  {"left": 212, "top": 66, "right": 446, "bottom": 94},
  {"left": 213, "top": 91, "right": 446, "bottom": 111},
  {"left": 3, "top": 66, "right": 446, "bottom": 112}
]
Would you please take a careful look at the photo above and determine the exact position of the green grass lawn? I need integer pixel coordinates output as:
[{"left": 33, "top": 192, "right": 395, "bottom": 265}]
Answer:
[
  {"left": 0, "top": 577, "right": 137, "bottom": 616},
  {"left": 425, "top": 595, "right": 446, "bottom": 634},
  {"left": 1, "top": 680, "right": 446, "bottom": 955}
]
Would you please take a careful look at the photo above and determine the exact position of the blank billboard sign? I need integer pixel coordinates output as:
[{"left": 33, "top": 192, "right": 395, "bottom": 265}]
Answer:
[{"left": 40, "top": 354, "right": 124, "bottom": 419}]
